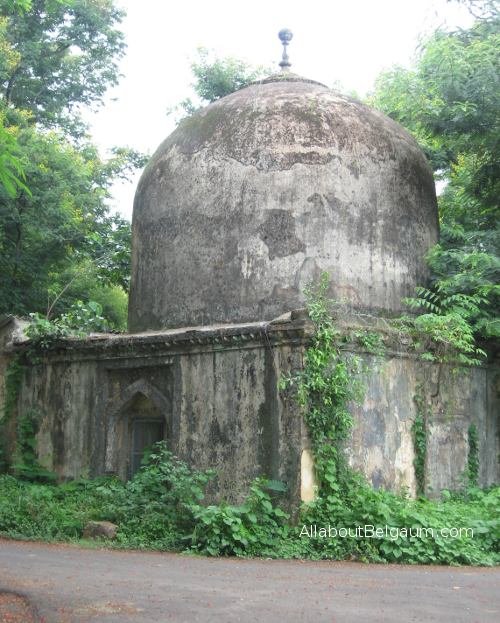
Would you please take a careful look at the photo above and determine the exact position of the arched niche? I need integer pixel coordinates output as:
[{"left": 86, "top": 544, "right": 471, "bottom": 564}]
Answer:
[{"left": 104, "top": 379, "right": 170, "bottom": 479}]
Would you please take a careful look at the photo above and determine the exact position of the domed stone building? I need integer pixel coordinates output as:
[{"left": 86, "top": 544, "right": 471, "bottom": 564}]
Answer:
[
  {"left": 129, "top": 64, "right": 438, "bottom": 331},
  {"left": 1, "top": 33, "right": 497, "bottom": 504}
]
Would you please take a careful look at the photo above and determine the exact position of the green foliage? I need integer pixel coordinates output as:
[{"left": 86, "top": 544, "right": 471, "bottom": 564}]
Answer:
[
  {"left": 0, "top": 280, "right": 497, "bottom": 565},
  {"left": 39, "top": 245, "right": 131, "bottom": 331},
  {"left": 400, "top": 286, "right": 487, "bottom": 364},
  {"left": 0, "top": 0, "right": 140, "bottom": 328},
  {"left": 189, "top": 479, "right": 289, "bottom": 557},
  {"left": 170, "top": 48, "right": 269, "bottom": 118},
  {"left": 0, "top": 474, "right": 120, "bottom": 540},
  {"left": 25, "top": 299, "right": 108, "bottom": 352},
  {"left": 7, "top": 1, "right": 33, "bottom": 12},
  {"left": 424, "top": 233, "right": 500, "bottom": 341},
  {"left": 280, "top": 275, "right": 498, "bottom": 565},
  {"left": 108, "top": 443, "right": 214, "bottom": 549},
  {"left": 24, "top": 312, "right": 72, "bottom": 347},
  {"left": 191, "top": 48, "right": 269, "bottom": 102},
  {"left": 281, "top": 273, "right": 363, "bottom": 491},
  {"left": 0, "top": 444, "right": 213, "bottom": 544},
  {"left": 0, "top": 0, "right": 126, "bottom": 134},
  {"left": 0, "top": 125, "right": 136, "bottom": 321},
  {"left": 467, "top": 424, "right": 480, "bottom": 487},
  {"left": 0, "top": 128, "right": 94, "bottom": 314},
  {"left": 0, "top": 441, "right": 498, "bottom": 565},
  {"left": 370, "top": 4, "right": 499, "bottom": 346},
  {"left": 59, "top": 300, "right": 107, "bottom": 333},
  {"left": 81, "top": 213, "right": 133, "bottom": 292},
  {"left": 42, "top": 263, "right": 128, "bottom": 331},
  {"left": 0, "top": 116, "right": 29, "bottom": 196},
  {"left": 0, "top": 443, "right": 282, "bottom": 553},
  {"left": 84, "top": 284, "right": 127, "bottom": 331},
  {"left": 0, "top": 442, "right": 290, "bottom": 554},
  {"left": 0, "top": 16, "right": 29, "bottom": 196},
  {"left": 113, "top": 444, "right": 289, "bottom": 555},
  {"left": 344, "top": 330, "right": 385, "bottom": 355},
  {"left": 370, "top": 12, "right": 499, "bottom": 175},
  {"left": 0, "top": 355, "right": 23, "bottom": 471},
  {"left": 12, "top": 408, "right": 55, "bottom": 482},
  {"left": 296, "top": 483, "right": 499, "bottom": 565}
]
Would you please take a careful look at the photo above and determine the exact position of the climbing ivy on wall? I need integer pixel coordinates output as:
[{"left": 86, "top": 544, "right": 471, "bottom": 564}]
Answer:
[
  {"left": 277, "top": 274, "right": 498, "bottom": 565},
  {"left": 0, "top": 354, "right": 54, "bottom": 480},
  {"left": 280, "top": 272, "right": 363, "bottom": 491},
  {"left": 12, "top": 408, "right": 55, "bottom": 482},
  {"left": 0, "top": 356, "right": 24, "bottom": 472},
  {"left": 412, "top": 390, "right": 429, "bottom": 496},
  {"left": 467, "top": 424, "right": 479, "bottom": 487}
]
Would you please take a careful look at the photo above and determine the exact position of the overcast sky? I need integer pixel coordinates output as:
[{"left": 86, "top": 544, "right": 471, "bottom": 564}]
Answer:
[{"left": 87, "top": 0, "right": 474, "bottom": 220}]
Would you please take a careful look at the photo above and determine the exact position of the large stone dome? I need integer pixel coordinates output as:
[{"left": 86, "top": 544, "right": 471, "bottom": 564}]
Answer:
[{"left": 128, "top": 74, "right": 438, "bottom": 331}]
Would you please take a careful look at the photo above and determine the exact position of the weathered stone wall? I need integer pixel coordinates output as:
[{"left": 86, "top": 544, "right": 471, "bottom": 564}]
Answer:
[
  {"left": 6, "top": 320, "right": 307, "bottom": 504},
  {"left": 1, "top": 318, "right": 498, "bottom": 505},
  {"left": 349, "top": 355, "right": 499, "bottom": 497},
  {"left": 0, "top": 317, "right": 29, "bottom": 465}
]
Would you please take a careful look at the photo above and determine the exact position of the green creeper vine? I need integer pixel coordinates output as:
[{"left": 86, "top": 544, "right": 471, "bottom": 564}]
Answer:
[
  {"left": 0, "top": 356, "right": 24, "bottom": 471},
  {"left": 467, "top": 424, "right": 479, "bottom": 487},
  {"left": 346, "top": 330, "right": 386, "bottom": 356},
  {"left": 0, "top": 354, "right": 54, "bottom": 480},
  {"left": 276, "top": 275, "right": 499, "bottom": 565},
  {"left": 281, "top": 273, "right": 363, "bottom": 492},
  {"left": 412, "top": 390, "right": 428, "bottom": 496},
  {"left": 12, "top": 408, "right": 55, "bottom": 482}
]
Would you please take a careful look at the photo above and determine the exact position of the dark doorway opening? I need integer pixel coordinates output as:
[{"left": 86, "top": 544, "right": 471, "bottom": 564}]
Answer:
[
  {"left": 123, "top": 392, "right": 165, "bottom": 479},
  {"left": 129, "top": 418, "right": 164, "bottom": 477},
  {"left": 130, "top": 418, "right": 164, "bottom": 478}
]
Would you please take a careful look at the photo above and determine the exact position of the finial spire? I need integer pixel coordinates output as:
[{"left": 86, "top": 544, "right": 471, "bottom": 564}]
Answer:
[{"left": 278, "top": 28, "right": 293, "bottom": 72}]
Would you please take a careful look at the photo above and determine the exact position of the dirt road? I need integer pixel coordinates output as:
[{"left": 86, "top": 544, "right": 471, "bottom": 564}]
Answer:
[{"left": 0, "top": 539, "right": 498, "bottom": 622}]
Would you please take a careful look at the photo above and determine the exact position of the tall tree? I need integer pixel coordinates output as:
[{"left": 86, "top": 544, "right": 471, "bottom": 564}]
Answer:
[
  {"left": 0, "top": 126, "right": 142, "bottom": 319},
  {"left": 0, "top": 0, "right": 125, "bottom": 135},
  {"left": 170, "top": 48, "right": 270, "bottom": 118},
  {"left": 370, "top": 2, "right": 499, "bottom": 341},
  {"left": 0, "top": 114, "right": 28, "bottom": 197},
  {"left": 0, "top": 0, "right": 143, "bottom": 330},
  {"left": 0, "top": 8, "right": 28, "bottom": 196}
]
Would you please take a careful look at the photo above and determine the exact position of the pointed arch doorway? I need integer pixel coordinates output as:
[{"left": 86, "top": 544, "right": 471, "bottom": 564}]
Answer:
[
  {"left": 127, "top": 392, "right": 165, "bottom": 477},
  {"left": 104, "top": 379, "right": 170, "bottom": 479}
]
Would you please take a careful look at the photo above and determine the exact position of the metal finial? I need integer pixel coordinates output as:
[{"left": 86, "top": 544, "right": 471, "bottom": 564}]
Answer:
[{"left": 278, "top": 28, "right": 293, "bottom": 71}]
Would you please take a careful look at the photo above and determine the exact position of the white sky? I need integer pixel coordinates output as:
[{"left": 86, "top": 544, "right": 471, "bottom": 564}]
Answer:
[{"left": 87, "top": 0, "right": 474, "bottom": 220}]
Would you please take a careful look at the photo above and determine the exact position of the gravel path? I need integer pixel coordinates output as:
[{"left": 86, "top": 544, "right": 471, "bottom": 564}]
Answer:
[{"left": 0, "top": 539, "right": 498, "bottom": 622}]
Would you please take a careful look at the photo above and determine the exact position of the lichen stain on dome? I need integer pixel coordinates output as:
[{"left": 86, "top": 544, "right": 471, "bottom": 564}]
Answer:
[
  {"left": 258, "top": 210, "right": 306, "bottom": 260},
  {"left": 148, "top": 81, "right": 426, "bottom": 173}
]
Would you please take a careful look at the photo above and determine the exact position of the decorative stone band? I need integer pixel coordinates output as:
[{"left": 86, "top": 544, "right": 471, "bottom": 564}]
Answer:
[
  {"left": 6, "top": 310, "right": 494, "bottom": 367},
  {"left": 7, "top": 314, "right": 315, "bottom": 365}
]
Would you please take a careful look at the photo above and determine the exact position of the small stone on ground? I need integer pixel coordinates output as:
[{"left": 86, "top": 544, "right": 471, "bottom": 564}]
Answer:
[{"left": 82, "top": 520, "right": 118, "bottom": 539}]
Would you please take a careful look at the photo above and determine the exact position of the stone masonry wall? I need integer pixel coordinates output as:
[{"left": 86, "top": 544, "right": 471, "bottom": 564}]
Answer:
[{"left": 1, "top": 317, "right": 498, "bottom": 506}]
